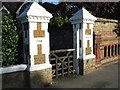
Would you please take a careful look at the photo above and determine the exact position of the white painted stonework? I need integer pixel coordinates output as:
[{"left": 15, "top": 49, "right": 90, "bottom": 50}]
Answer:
[
  {"left": 70, "top": 8, "right": 97, "bottom": 74},
  {"left": 0, "top": 64, "right": 27, "bottom": 74},
  {"left": 16, "top": 2, "right": 53, "bottom": 71},
  {"left": 16, "top": 2, "right": 52, "bottom": 23},
  {"left": 70, "top": 8, "right": 97, "bottom": 24}
]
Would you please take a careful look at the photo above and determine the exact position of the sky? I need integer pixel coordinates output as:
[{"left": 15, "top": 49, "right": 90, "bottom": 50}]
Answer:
[{"left": 42, "top": 0, "right": 60, "bottom": 4}]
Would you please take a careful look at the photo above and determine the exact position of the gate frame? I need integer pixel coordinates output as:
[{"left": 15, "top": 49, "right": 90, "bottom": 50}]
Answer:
[{"left": 50, "top": 49, "right": 75, "bottom": 78}]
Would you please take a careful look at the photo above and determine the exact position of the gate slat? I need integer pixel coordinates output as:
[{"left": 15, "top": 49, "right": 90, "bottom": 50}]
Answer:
[
  {"left": 50, "top": 49, "right": 75, "bottom": 53},
  {"left": 68, "top": 57, "right": 70, "bottom": 75},
  {"left": 62, "top": 61, "right": 64, "bottom": 77},
  {"left": 50, "top": 49, "right": 75, "bottom": 78},
  {"left": 50, "top": 55, "right": 73, "bottom": 61},
  {"left": 56, "top": 58, "right": 58, "bottom": 78}
]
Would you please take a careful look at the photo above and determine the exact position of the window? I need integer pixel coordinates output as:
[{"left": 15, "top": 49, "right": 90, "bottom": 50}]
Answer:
[{"left": 104, "top": 46, "right": 107, "bottom": 57}]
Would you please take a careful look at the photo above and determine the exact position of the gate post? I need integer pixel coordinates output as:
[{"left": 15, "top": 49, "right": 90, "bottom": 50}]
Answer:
[
  {"left": 16, "top": 2, "right": 53, "bottom": 87},
  {"left": 70, "top": 8, "right": 97, "bottom": 75}
]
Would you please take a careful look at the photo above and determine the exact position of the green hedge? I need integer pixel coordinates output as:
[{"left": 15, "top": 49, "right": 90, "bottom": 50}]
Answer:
[{"left": 2, "top": 13, "right": 18, "bottom": 67}]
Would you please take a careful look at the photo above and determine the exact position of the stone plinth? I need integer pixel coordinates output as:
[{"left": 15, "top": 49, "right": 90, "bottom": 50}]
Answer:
[
  {"left": 84, "top": 58, "right": 96, "bottom": 74},
  {"left": 30, "top": 68, "right": 52, "bottom": 87}
]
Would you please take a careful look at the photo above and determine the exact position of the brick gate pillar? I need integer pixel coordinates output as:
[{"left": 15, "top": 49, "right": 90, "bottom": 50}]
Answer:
[
  {"left": 94, "top": 34, "right": 101, "bottom": 63},
  {"left": 70, "top": 8, "right": 97, "bottom": 75},
  {"left": 16, "top": 2, "right": 53, "bottom": 87}
]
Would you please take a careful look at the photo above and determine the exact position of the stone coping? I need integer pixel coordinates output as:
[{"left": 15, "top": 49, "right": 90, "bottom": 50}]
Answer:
[
  {"left": 0, "top": 64, "right": 27, "bottom": 74},
  {"left": 29, "top": 64, "right": 52, "bottom": 71},
  {"left": 0, "top": 64, "right": 52, "bottom": 74},
  {"left": 96, "top": 17, "right": 118, "bottom": 23}
]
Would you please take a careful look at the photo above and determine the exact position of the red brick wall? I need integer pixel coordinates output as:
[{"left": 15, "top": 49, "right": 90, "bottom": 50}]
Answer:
[{"left": 93, "top": 18, "right": 120, "bottom": 64}]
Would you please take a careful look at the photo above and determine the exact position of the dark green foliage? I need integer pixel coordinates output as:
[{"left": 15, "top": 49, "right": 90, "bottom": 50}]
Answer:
[
  {"left": 50, "top": 16, "right": 69, "bottom": 27},
  {"left": 49, "top": 16, "right": 72, "bottom": 31},
  {"left": 2, "top": 13, "right": 18, "bottom": 66},
  {"left": 42, "top": 2, "right": 120, "bottom": 20},
  {"left": 113, "top": 21, "right": 120, "bottom": 37}
]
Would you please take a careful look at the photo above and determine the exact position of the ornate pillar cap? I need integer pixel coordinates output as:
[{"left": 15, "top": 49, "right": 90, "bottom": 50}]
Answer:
[
  {"left": 70, "top": 7, "right": 97, "bottom": 24},
  {"left": 16, "top": 1, "right": 53, "bottom": 23}
]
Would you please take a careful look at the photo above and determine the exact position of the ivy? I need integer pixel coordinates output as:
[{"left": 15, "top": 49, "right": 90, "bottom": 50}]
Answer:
[{"left": 2, "top": 13, "right": 18, "bottom": 67}]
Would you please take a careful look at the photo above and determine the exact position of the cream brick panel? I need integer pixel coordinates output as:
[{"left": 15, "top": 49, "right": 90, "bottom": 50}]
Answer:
[
  {"left": 94, "top": 21, "right": 118, "bottom": 36},
  {"left": 101, "top": 40, "right": 118, "bottom": 45},
  {"left": 101, "top": 56, "right": 118, "bottom": 64}
]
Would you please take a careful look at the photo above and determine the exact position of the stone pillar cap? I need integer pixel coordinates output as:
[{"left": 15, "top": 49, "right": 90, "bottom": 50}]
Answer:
[
  {"left": 16, "top": 2, "right": 52, "bottom": 23},
  {"left": 70, "top": 7, "right": 97, "bottom": 23}
]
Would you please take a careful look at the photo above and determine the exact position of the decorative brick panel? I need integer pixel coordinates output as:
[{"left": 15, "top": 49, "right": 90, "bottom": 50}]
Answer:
[
  {"left": 86, "top": 47, "right": 92, "bottom": 55},
  {"left": 86, "top": 40, "right": 92, "bottom": 55},
  {"left": 34, "top": 44, "right": 46, "bottom": 64},
  {"left": 85, "top": 23, "right": 91, "bottom": 35},
  {"left": 34, "top": 22, "right": 45, "bottom": 38},
  {"left": 83, "top": 58, "right": 100, "bottom": 74},
  {"left": 34, "top": 54, "right": 45, "bottom": 64}
]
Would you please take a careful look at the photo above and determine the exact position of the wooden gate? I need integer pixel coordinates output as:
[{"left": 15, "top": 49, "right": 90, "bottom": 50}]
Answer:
[{"left": 50, "top": 49, "right": 75, "bottom": 78}]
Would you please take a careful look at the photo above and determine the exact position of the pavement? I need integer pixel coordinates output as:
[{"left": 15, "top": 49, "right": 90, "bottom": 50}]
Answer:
[{"left": 49, "top": 62, "right": 119, "bottom": 88}]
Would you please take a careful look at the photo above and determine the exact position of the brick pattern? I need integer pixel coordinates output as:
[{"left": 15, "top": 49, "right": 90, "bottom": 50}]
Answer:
[
  {"left": 86, "top": 40, "right": 92, "bottom": 55},
  {"left": 30, "top": 68, "right": 52, "bottom": 87},
  {"left": 86, "top": 47, "right": 91, "bottom": 55},
  {"left": 93, "top": 34, "right": 101, "bottom": 62},
  {"left": 94, "top": 22, "right": 117, "bottom": 34},
  {"left": 84, "top": 58, "right": 101, "bottom": 74},
  {"left": 85, "top": 23, "right": 91, "bottom": 35},
  {"left": 34, "top": 44, "right": 45, "bottom": 64},
  {"left": 101, "top": 56, "right": 118, "bottom": 64},
  {"left": 94, "top": 20, "right": 119, "bottom": 63},
  {"left": 83, "top": 55, "right": 119, "bottom": 75},
  {"left": 34, "top": 22, "right": 45, "bottom": 38}
]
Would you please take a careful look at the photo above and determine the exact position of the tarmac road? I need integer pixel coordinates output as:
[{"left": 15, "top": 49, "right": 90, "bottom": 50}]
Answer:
[{"left": 49, "top": 62, "right": 119, "bottom": 88}]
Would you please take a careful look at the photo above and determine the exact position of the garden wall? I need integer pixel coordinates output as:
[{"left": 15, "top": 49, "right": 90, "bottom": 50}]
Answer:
[{"left": 1, "top": 64, "right": 51, "bottom": 88}]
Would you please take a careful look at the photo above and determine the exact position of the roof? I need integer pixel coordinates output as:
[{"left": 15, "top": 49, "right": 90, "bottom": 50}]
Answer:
[
  {"left": 0, "top": 5, "right": 10, "bottom": 14},
  {"left": 70, "top": 7, "right": 97, "bottom": 21},
  {"left": 17, "top": 2, "right": 52, "bottom": 19}
]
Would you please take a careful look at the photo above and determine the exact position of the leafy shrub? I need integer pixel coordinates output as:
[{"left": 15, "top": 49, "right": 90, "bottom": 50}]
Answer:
[
  {"left": 49, "top": 16, "right": 72, "bottom": 31},
  {"left": 2, "top": 13, "right": 18, "bottom": 67},
  {"left": 51, "top": 16, "right": 69, "bottom": 27}
]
